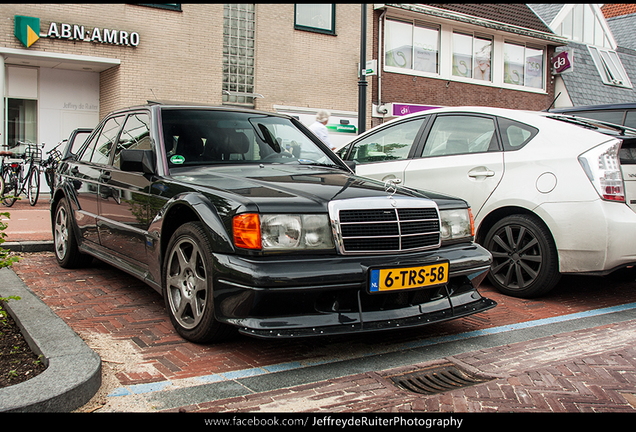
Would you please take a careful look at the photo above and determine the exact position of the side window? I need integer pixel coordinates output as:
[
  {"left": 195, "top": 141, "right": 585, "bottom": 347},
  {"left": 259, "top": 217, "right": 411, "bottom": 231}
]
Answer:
[
  {"left": 497, "top": 117, "right": 538, "bottom": 151},
  {"left": 79, "top": 116, "right": 125, "bottom": 164},
  {"left": 78, "top": 130, "right": 100, "bottom": 163},
  {"left": 345, "top": 118, "right": 426, "bottom": 164},
  {"left": 573, "top": 110, "right": 625, "bottom": 126},
  {"left": 113, "top": 113, "right": 152, "bottom": 169},
  {"left": 624, "top": 111, "right": 636, "bottom": 128},
  {"left": 421, "top": 115, "right": 497, "bottom": 157}
]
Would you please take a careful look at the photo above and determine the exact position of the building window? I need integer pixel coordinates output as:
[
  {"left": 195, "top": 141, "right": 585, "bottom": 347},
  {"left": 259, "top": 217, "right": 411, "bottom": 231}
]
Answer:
[
  {"left": 223, "top": 4, "right": 256, "bottom": 105},
  {"left": 588, "top": 46, "right": 632, "bottom": 88},
  {"left": 385, "top": 19, "right": 439, "bottom": 74},
  {"left": 7, "top": 99, "right": 37, "bottom": 151},
  {"left": 452, "top": 32, "right": 492, "bottom": 81},
  {"left": 294, "top": 4, "right": 335, "bottom": 35},
  {"left": 503, "top": 42, "right": 544, "bottom": 89},
  {"left": 137, "top": 4, "right": 181, "bottom": 12}
]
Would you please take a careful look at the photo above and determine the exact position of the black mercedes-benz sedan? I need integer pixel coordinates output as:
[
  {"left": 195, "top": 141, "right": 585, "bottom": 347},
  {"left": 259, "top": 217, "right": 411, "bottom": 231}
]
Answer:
[{"left": 50, "top": 103, "right": 495, "bottom": 343}]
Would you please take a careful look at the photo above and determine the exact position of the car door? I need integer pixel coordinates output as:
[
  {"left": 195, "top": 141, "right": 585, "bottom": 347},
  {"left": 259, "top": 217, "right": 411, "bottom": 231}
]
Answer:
[
  {"left": 344, "top": 116, "right": 429, "bottom": 184},
  {"left": 97, "top": 111, "right": 153, "bottom": 267},
  {"left": 68, "top": 116, "right": 125, "bottom": 244},
  {"left": 403, "top": 113, "right": 504, "bottom": 218}
]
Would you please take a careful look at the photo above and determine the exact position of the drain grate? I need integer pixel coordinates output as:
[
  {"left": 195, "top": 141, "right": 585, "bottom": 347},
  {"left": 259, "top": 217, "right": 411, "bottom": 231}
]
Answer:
[{"left": 389, "top": 363, "right": 490, "bottom": 395}]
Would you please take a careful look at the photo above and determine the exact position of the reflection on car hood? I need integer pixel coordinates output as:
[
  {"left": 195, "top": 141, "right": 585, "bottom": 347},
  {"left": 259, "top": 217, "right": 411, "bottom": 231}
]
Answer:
[{"left": 170, "top": 164, "right": 465, "bottom": 211}]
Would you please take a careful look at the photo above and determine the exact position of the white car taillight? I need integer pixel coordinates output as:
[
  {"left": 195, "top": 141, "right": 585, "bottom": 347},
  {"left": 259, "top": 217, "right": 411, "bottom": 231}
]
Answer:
[{"left": 578, "top": 140, "right": 625, "bottom": 202}]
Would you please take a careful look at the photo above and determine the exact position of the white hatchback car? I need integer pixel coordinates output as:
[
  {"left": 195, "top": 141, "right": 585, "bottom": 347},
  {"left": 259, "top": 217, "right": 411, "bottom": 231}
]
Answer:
[{"left": 338, "top": 106, "right": 636, "bottom": 298}]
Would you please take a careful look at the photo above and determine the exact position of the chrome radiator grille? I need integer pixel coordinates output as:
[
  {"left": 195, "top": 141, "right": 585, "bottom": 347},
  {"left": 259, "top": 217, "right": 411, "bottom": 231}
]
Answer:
[{"left": 329, "top": 198, "right": 441, "bottom": 255}]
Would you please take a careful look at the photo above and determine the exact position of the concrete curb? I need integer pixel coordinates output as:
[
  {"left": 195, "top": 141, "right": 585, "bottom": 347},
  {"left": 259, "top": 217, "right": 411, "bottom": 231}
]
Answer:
[
  {"left": 3, "top": 241, "right": 54, "bottom": 253},
  {"left": 0, "top": 267, "right": 101, "bottom": 412}
]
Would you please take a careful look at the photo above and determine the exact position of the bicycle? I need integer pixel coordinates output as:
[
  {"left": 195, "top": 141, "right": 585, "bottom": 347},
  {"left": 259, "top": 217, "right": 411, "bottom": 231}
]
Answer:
[
  {"left": 39, "top": 139, "right": 65, "bottom": 194},
  {"left": 0, "top": 142, "right": 43, "bottom": 207}
]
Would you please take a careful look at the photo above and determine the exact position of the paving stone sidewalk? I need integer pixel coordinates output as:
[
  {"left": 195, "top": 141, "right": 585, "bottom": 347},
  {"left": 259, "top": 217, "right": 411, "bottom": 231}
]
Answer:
[
  {"left": 180, "top": 318, "right": 636, "bottom": 413},
  {"left": 4, "top": 197, "right": 636, "bottom": 415}
]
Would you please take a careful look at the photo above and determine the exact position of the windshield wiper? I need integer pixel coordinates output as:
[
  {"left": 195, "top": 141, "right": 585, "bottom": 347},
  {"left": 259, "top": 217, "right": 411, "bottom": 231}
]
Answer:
[
  {"left": 548, "top": 114, "right": 636, "bottom": 136},
  {"left": 546, "top": 115, "right": 599, "bottom": 130},
  {"left": 294, "top": 159, "right": 349, "bottom": 171}
]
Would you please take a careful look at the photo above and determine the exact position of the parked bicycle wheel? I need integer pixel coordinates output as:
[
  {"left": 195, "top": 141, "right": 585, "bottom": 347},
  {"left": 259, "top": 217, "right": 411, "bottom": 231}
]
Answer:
[
  {"left": 28, "top": 168, "right": 40, "bottom": 206},
  {"left": 1, "top": 168, "right": 17, "bottom": 207}
]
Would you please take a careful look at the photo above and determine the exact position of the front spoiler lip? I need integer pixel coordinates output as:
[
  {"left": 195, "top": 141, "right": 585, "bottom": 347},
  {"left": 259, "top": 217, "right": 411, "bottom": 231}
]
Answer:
[{"left": 235, "top": 297, "right": 497, "bottom": 339}]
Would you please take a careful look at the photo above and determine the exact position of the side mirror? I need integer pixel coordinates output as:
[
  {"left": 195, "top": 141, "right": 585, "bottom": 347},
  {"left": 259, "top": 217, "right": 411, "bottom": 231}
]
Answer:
[{"left": 120, "top": 149, "right": 156, "bottom": 174}]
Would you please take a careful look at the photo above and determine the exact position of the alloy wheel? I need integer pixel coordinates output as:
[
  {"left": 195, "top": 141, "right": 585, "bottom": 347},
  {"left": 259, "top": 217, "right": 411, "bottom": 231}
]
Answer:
[
  {"left": 487, "top": 223, "right": 543, "bottom": 291},
  {"left": 54, "top": 205, "right": 69, "bottom": 260},
  {"left": 165, "top": 236, "right": 209, "bottom": 330}
]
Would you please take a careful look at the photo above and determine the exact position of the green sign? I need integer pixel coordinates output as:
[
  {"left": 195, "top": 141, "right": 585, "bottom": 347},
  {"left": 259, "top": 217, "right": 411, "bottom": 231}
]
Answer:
[
  {"left": 326, "top": 124, "right": 357, "bottom": 134},
  {"left": 15, "top": 15, "right": 40, "bottom": 48}
]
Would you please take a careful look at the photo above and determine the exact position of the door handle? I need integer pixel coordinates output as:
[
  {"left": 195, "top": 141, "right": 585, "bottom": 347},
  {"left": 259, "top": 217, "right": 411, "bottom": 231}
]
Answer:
[
  {"left": 468, "top": 167, "right": 495, "bottom": 178},
  {"left": 100, "top": 172, "right": 111, "bottom": 182}
]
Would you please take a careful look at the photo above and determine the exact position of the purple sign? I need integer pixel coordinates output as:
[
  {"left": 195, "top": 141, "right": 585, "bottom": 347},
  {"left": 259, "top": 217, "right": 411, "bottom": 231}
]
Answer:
[
  {"left": 392, "top": 104, "right": 439, "bottom": 117},
  {"left": 552, "top": 50, "right": 571, "bottom": 74}
]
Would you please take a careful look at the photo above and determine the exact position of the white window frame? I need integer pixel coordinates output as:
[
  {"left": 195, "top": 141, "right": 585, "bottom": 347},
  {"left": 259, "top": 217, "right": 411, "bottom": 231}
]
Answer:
[
  {"left": 382, "top": 16, "right": 547, "bottom": 94},
  {"left": 587, "top": 45, "right": 633, "bottom": 88},
  {"left": 384, "top": 18, "right": 440, "bottom": 77},
  {"left": 451, "top": 31, "right": 493, "bottom": 82},
  {"left": 503, "top": 41, "right": 545, "bottom": 90}
]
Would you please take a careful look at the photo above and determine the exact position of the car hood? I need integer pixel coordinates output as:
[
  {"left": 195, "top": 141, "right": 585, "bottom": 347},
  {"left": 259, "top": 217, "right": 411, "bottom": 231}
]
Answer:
[{"left": 169, "top": 164, "right": 465, "bottom": 213}]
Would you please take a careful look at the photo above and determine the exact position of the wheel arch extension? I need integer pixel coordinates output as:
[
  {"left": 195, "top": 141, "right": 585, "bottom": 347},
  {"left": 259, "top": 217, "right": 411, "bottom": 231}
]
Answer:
[
  {"left": 158, "top": 193, "right": 235, "bottom": 261},
  {"left": 50, "top": 185, "right": 79, "bottom": 230}
]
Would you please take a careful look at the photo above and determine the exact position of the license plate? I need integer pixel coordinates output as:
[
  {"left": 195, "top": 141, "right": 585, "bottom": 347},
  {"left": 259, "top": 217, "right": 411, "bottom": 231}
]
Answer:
[{"left": 369, "top": 262, "right": 449, "bottom": 293}]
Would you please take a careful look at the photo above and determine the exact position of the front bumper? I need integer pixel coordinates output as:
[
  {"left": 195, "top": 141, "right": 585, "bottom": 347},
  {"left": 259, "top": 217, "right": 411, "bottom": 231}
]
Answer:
[{"left": 212, "top": 243, "right": 496, "bottom": 338}]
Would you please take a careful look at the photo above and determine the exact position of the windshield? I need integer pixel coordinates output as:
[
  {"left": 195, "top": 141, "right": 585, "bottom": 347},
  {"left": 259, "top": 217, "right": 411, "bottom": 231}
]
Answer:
[{"left": 161, "top": 108, "right": 341, "bottom": 170}]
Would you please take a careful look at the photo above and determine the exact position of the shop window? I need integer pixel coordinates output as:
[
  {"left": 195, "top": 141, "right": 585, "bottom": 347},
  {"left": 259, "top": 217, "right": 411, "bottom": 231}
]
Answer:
[
  {"left": 385, "top": 19, "right": 439, "bottom": 74},
  {"left": 504, "top": 42, "right": 544, "bottom": 89},
  {"left": 294, "top": 4, "right": 335, "bottom": 35},
  {"left": 6, "top": 99, "right": 37, "bottom": 152},
  {"left": 223, "top": 4, "right": 256, "bottom": 105},
  {"left": 452, "top": 33, "right": 492, "bottom": 82},
  {"left": 588, "top": 46, "right": 632, "bottom": 88}
]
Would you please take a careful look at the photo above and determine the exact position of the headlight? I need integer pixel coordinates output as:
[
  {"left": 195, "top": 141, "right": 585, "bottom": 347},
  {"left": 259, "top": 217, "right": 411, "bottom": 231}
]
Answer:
[
  {"left": 440, "top": 208, "right": 474, "bottom": 241},
  {"left": 233, "top": 213, "right": 334, "bottom": 250}
]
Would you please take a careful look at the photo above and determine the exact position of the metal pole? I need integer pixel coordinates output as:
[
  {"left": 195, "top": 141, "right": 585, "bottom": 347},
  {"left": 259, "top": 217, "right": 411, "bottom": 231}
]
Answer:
[{"left": 358, "top": 4, "right": 367, "bottom": 135}]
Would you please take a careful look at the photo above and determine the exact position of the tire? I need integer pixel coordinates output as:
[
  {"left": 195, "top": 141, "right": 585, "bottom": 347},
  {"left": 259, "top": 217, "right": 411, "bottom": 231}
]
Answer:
[
  {"left": 1, "top": 169, "right": 17, "bottom": 207},
  {"left": 53, "top": 198, "right": 92, "bottom": 268},
  {"left": 163, "top": 221, "right": 234, "bottom": 343},
  {"left": 483, "top": 214, "right": 560, "bottom": 298},
  {"left": 28, "top": 169, "right": 40, "bottom": 206}
]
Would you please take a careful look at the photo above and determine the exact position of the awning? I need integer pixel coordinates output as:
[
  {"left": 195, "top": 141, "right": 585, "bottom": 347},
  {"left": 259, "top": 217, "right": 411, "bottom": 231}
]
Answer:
[{"left": 0, "top": 47, "right": 120, "bottom": 72}]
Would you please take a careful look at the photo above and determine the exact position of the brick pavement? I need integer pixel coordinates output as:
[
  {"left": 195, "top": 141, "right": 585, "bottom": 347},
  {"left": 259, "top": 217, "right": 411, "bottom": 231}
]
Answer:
[
  {"left": 5, "top": 200, "right": 636, "bottom": 413},
  {"left": 181, "top": 320, "right": 636, "bottom": 413},
  {"left": 9, "top": 251, "right": 636, "bottom": 413}
]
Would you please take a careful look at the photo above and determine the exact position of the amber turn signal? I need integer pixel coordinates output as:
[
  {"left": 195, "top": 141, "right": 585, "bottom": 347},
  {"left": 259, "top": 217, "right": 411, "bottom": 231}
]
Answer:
[{"left": 233, "top": 213, "right": 261, "bottom": 249}]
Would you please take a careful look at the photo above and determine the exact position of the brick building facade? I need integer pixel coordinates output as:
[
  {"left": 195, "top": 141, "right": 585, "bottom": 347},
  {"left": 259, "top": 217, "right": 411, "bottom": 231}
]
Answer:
[
  {"left": 367, "top": 4, "right": 567, "bottom": 128},
  {"left": 1, "top": 4, "right": 570, "bottom": 157},
  {"left": 1, "top": 4, "right": 372, "bottom": 154}
]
